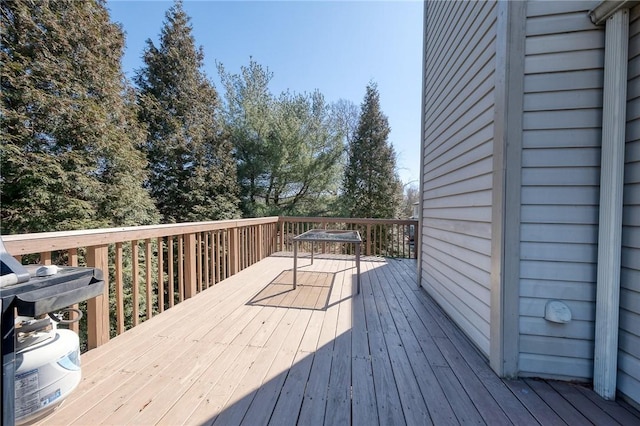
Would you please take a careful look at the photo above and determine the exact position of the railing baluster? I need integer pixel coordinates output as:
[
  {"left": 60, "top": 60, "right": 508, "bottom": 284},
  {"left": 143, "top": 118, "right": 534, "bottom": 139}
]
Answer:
[
  {"left": 168, "top": 236, "right": 174, "bottom": 308},
  {"left": 178, "top": 235, "right": 184, "bottom": 302},
  {"left": 157, "top": 237, "right": 164, "bottom": 313},
  {"left": 68, "top": 248, "right": 80, "bottom": 334},
  {"left": 131, "top": 240, "right": 139, "bottom": 326},
  {"left": 115, "top": 242, "right": 124, "bottom": 334},
  {"left": 145, "top": 239, "right": 153, "bottom": 319},
  {"left": 184, "top": 233, "right": 196, "bottom": 299}
]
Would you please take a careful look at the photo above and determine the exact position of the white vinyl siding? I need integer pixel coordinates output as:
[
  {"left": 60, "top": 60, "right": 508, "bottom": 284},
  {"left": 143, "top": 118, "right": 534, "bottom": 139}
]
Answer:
[
  {"left": 421, "top": 0, "right": 497, "bottom": 356},
  {"left": 519, "top": 1, "right": 603, "bottom": 380},
  {"left": 619, "top": 4, "right": 640, "bottom": 407}
]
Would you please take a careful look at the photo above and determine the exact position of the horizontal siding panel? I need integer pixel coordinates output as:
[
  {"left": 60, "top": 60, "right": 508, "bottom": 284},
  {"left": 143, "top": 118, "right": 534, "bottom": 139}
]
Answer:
[
  {"left": 626, "top": 140, "right": 640, "bottom": 161},
  {"left": 526, "top": 0, "right": 600, "bottom": 18},
  {"left": 424, "top": 226, "right": 491, "bottom": 256},
  {"left": 526, "top": 31, "right": 603, "bottom": 55},
  {"left": 522, "top": 149, "right": 600, "bottom": 167},
  {"left": 629, "top": 54, "right": 640, "bottom": 82},
  {"left": 620, "top": 290, "right": 640, "bottom": 319},
  {"left": 424, "top": 0, "right": 468, "bottom": 84},
  {"left": 619, "top": 330, "right": 640, "bottom": 360},
  {"left": 524, "top": 89, "right": 602, "bottom": 111},
  {"left": 520, "top": 317, "right": 594, "bottom": 340},
  {"left": 523, "top": 109, "right": 602, "bottom": 130},
  {"left": 425, "top": 246, "right": 492, "bottom": 288},
  {"left": 424, "top": 189, "right": 492, "bottom": 209},
  {"left": 617, "top": 372, "right": 640, "bottom": 406},
  {"left": 524, "top": 69, "right": 603, "bottom": 93},
  {"left": 423, "top": 206, "right": 492, "bottom": 222},
  {"left": 522, "top": 128, "right": 602, "bottom": 148},
  {"left": 426, "top": 16, "right": 496, "bottom": 123},
  {"left": 623, "top": 206, "right": 640, "bottom": 227},
  {"left": 427, "top": 235, "right": 492, "bottom": 274},
  {"left": 423, "top": 173, "right": 493, "bottom": 200},
  {"left": 519, "top": 353, "right": 593, "bottom": 380},
  {"left": 425, "top": 1, "right": 495, "bottom": 114},
  {"left": 526, "top": 13, "right": 599, "bottom": 37},
  {"left": 622, "top": 268, "right": 640, "bottom": 294},
  {"left": 627, "top": 96, "right": 640, "bottom": 121},
  {"left": 525, "top": 50, "right": 603, "bottom": 74},
  {"left": 520, "top": 335, "right": 594, "bottom": 359},
  {"left": 521, "top": 242, "right": 597, "bottom": 262},
  {"left": 424, "top": 157, "right": 493, "bottom": 192},
  {"left": 521, "top": 205, "right": 599, "bottom": 225},
  {"left": 521, "top": 186, "right": 599, "bottom": 206},
  {"left": 422, "top": 264, "right": 491, "bottom": 321},
  {"left": 424, "top": 219, "right": 492, "bottom": 240},
  {"left": 621, "top": 267, "right": 640, "bottom": 291},
  {"left": 623, "top": 182, "right": 640, "bottom": 204},
  {"left": 623, "top": 226, "right": 640, "bottom": 248},
  {"left": 520, "top": 298, "right": 595, "bottom": 321},
  {"left": 628, "top": 76, "right": 640, "bottom": 98},
  {"left": 520, "top": 279, "right": 595, "bottom": 302},
  {"left": 521, "top": 260, "right": 596, "bottom": 283},
  {"left": 521, "top": 223, "right": 598, "bottom": 244},
  {"left": 425, "top": 101, "right": 494, "bottom": 160},
  {"left": 427, "top": 63, "right": 496, "bottom": 144},
  {"left": 422, "top": 270, "right": 490, "bottom": 355},
  {"left": 620, "top": 306, "right": 640, "bottom": 336},
  {"left": 622, "top": 247, "right": 640, "bottom": 271},
  {"left": 619, "top": 352, "right": 640, "bottom": 382},
  {"left": 425, "top": 134, "right": 493, "bottom": 181},
  {"left": 522, "top": 167, "right": 600, "bottom": 186}
]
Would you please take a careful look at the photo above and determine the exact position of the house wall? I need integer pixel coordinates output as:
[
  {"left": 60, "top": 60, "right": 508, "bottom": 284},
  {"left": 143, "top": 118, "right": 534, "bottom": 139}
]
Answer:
[
  {"left": 421, "top": 0, "right": 497, "bottom": 356},
  {"left": 619, "top": 4, "right": 640, "bottom": 406},
  {"left": 518, "top": 0, "right": 604, "bottom": 380}
]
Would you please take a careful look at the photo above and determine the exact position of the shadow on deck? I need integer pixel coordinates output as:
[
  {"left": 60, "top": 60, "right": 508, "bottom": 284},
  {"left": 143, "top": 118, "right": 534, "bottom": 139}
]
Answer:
[{"left": 35, "top": 254, "right": 640, "bottom": 425}]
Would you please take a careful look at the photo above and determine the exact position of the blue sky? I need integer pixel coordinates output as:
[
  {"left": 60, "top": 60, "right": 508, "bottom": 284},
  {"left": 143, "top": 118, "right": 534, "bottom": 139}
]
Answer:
[{"left": 107, "top": 0, "right": 424, "bottom": 186}]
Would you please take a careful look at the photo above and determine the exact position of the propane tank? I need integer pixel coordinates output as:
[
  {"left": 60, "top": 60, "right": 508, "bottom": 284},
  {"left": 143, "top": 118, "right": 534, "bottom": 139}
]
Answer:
[{"left": 14, "top": 313, "right": 81, "bottom": 425}]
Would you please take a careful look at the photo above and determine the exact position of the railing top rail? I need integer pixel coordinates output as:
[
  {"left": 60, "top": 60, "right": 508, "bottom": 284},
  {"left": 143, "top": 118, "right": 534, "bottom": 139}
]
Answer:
[
  {"left": 3, "top": 217, "right": 280, "bottom": 255},
  {"left": 279, "top": 216, "right": 418, "bottom": 226}
]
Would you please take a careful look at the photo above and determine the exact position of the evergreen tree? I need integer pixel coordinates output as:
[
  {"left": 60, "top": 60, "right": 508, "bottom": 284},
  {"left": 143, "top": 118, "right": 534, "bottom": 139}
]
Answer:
[
  {"left": 343, "top": 83, "right": 402, "bottom": 218},
  {"left": 1, "top": 0, "right": 159, "bottom": 234},
  {"left": 135, "top": 1, "right": 239, "bottom": 223}
]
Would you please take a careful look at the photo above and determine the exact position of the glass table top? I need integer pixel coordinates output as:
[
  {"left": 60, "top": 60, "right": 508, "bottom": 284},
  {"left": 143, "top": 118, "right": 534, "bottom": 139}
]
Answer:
[{"left": 293, "top": 229, "right": 362, "bottom": 243}]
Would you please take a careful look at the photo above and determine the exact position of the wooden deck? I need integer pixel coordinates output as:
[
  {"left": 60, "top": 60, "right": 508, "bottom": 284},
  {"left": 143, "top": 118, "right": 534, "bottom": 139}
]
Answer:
[{"left": 36, "top": 254, "right": 640, "bottom": 425}]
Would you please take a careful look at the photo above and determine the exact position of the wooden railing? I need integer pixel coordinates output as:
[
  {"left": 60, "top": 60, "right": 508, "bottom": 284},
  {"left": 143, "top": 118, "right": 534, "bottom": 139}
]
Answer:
[{"left": 2, "top": 216, "right": 417, "bottom": 350}]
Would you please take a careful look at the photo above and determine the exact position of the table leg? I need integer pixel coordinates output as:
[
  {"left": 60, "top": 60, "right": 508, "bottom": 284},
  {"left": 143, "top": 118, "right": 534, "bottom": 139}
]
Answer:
[
  {"left": 311, "top": 242, "right": 314, "bottom": 265},
  {"left": 356, "top": 241, "right": 361, "bottom": 294},
  {"left": 293, "top": 240, "right": 297, "bottom": 290}
]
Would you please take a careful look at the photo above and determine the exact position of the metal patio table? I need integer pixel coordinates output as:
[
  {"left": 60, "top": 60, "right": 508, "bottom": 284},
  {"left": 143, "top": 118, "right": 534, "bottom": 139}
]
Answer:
[{"left": 292, "top": 229, "right": 362, "bottom": 294}]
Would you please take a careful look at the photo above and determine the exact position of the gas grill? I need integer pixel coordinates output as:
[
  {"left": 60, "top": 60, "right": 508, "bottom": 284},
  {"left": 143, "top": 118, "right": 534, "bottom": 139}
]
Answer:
[{"left": 1, "top": 238, "right": 104, "bottom": 425}]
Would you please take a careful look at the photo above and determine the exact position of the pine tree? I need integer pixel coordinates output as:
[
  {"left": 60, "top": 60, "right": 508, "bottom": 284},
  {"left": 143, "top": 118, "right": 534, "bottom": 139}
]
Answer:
[
  {"left": 343, "top": 82, "right": 402, "bottom": 218},
  {"left": 1, "top": 0, "right": 159, "bottom": 234},
  {"left": 135, "top": 1, "right": 239, "bottom": 223}
]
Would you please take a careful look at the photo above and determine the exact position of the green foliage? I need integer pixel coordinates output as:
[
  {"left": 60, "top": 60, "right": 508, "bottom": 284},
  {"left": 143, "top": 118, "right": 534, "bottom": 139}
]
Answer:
[
  {"left": 0, "top": 0, "right": 159, "bottom": 233},
  {"left": 343, "top": 82, "right": 402, "bottom": 218},
  {"left": 219, "top": 60, "right": 346, "bottom": 217},
  {"left": 135, "top": 2, "right": 240, "bottom": 223}
]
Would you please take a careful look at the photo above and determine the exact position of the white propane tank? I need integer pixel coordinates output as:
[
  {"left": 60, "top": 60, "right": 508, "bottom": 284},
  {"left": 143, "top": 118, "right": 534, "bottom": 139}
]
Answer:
[{"left": 14, "top": 320, "right": 81, "bottom": 425}]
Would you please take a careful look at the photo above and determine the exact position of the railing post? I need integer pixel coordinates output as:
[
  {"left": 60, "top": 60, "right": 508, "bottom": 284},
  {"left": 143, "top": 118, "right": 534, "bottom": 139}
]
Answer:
[
  {"left": 184, "top": 233, "right": 197, "bottom": 299},
  {"left": 86, "top": 244, "right": 110, "bottom": 349},
  {"left": 366, "top": 224, "right": 372, "bottom": 256},
  {"left": 229, "top": 227, "right": 239, "bottom": 275}
]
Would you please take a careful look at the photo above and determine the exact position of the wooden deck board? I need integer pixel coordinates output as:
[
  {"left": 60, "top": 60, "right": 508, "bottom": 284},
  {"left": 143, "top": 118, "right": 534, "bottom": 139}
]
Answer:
[{"left": 33, "top": 254, "right": 640, "bottom": 426}]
